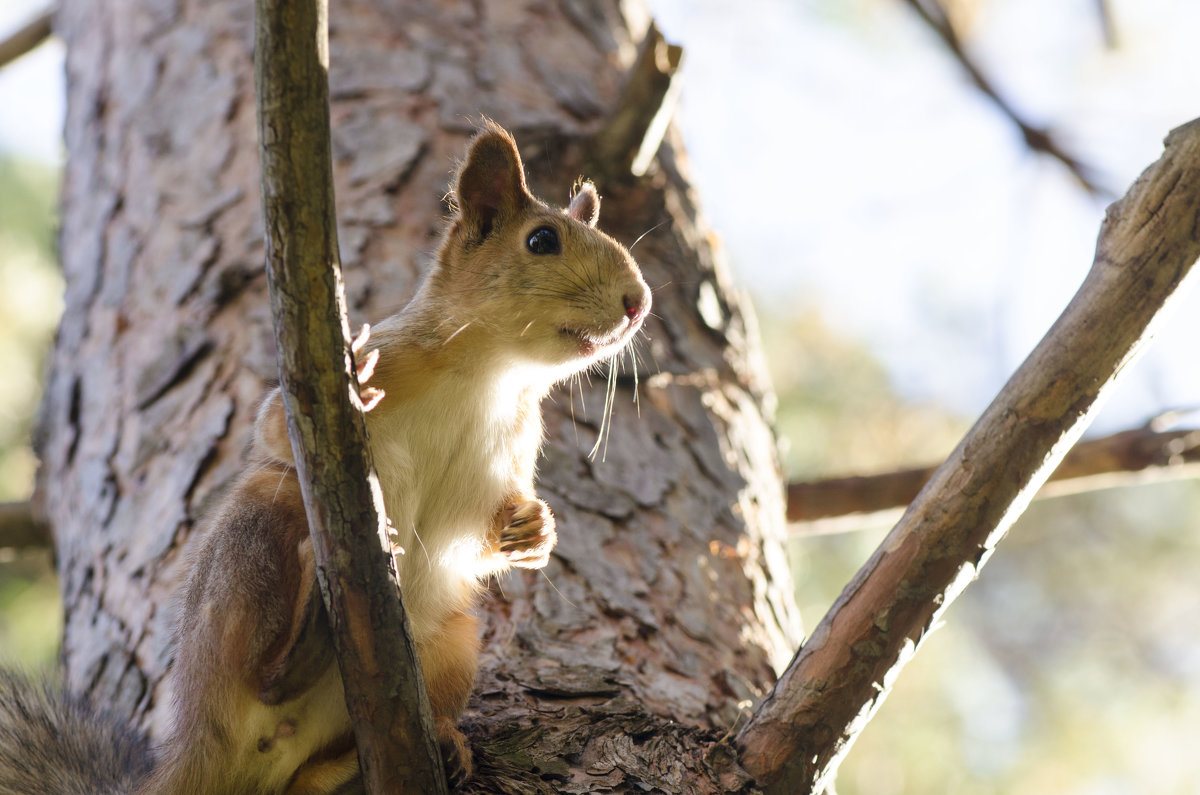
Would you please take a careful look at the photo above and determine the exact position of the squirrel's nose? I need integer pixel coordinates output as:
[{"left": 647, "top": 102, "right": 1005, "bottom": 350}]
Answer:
[{"left": 623, "top": 292, "right": 648, "bottom": 324}]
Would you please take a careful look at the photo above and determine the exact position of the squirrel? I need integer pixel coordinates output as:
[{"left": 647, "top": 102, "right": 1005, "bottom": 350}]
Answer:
[{"left": 0, "top": 121, "right": 650, "bottom": 794}]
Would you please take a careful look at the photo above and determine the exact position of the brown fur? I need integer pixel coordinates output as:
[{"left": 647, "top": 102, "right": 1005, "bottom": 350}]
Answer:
[
  {"left": 0, "top": 671, "right": 152, "bottom": 795},
  {"left": 0, "top": 122, "right": 650, "bottom": 794}
]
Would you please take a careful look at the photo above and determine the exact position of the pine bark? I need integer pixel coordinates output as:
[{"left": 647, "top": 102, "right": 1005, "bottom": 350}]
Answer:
[{"left": 40, "top": 1, "right": 800, "bottom": 790}]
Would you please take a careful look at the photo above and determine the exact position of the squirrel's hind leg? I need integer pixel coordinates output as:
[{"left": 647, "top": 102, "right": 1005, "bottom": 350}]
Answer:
[{"left": 418, "top": 609, "right": 480, "bottom": 786}]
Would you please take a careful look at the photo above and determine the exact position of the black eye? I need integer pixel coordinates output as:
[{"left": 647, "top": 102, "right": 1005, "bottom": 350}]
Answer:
[{"left": 526, "top": 226, "right": 561, "bottom": 256}]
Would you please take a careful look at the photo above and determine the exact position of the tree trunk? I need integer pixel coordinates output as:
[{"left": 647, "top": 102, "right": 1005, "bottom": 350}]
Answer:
[{"left": 39, "top": 0, "right": 800, "bottom": 789}]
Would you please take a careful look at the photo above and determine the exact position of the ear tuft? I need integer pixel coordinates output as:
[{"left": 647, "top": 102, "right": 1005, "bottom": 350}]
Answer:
[
  {"left": 566, "top": 181, "right": 600, "bottom": 228},
  {"left": 455, "top": 122, "right": 532, "bottom": 242}
]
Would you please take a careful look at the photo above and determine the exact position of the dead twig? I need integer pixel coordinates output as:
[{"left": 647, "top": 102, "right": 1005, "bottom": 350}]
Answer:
[{"left": 902, "top": 0, "right": 1110, "bottom": 197}]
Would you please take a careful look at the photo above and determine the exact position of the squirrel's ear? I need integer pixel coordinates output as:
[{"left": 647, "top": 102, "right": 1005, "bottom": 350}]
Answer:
[
  {"left": 455, "top": 125, "right": 532, "bottom": 242},
  {"left": 566, "top": 181, "right": 600, "bottom": 228}
]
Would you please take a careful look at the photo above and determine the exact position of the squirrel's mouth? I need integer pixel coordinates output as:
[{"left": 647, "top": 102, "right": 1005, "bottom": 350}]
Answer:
[{"left": 559, "top": 325, "right": 628, "bottom": 357}]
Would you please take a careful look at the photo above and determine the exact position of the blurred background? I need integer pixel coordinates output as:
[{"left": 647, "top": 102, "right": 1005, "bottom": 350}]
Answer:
[{"left": 3, "top": 0, "right": 1200, "bottom": 792}]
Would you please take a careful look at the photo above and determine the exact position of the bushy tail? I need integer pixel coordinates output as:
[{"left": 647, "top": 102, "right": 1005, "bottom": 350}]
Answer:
[{"left": 0, "top": 670, "right": 152, "bottom": 795}]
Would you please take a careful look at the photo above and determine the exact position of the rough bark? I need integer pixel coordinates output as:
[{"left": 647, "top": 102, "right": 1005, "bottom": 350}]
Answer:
[
  {"left": 40, "top": 0, "right": 799, "bottom": 789},
  {"left": 737, "top": 119, "right": 1200, "bottom": 794},
  {"left": 254, "top": 0, "right": 445, "bottom": 790}
]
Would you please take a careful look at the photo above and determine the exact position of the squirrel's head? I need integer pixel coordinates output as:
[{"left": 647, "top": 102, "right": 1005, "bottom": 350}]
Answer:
[{"left": 430, "top": 123, "right": 651, "bottom": 378}]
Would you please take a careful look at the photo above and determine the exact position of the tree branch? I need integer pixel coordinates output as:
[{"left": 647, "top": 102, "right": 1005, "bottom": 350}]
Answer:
[
  {"left": 1095, "top": 0, "right": 1117, "bottom": 49},
  {"left": 5, "top": 421, "right": 1196, "bottom": 550},
  {"left": 902, "top": 0, "right": 1110, "bottom": 197},
  {"left": 0, "top": 7, "right": 52, "bottom": 71},
  {"left": 587, "top": 21, "right": 683, "bottom": 180},
  {"left": 253, "top": 1, "right": 447, "bottom": 792},
  {"left": 737, "top": 118, "right": 1200, "bottom": 793},
  {"left": 787, "top": 425, "right": 1200, "bottom": 529},
  {"left": 0, "top": 502, "right": 48, "bottom": 549}
]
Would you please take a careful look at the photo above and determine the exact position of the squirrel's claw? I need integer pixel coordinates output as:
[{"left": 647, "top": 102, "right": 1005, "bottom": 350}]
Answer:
[
  {"left": 356, "top": 347, "right": 379, "bottom": 384},
  {"left": 495, "top": 499, "right": 557, "bottom": 569},
  {"left": 359, "top": 386, "right": 384, "bottom": 413}
]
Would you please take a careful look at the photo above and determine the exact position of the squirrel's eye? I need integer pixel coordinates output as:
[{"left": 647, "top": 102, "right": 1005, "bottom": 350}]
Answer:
[{"left": 526, "top": 226, "right": 561, "bottom": 256}]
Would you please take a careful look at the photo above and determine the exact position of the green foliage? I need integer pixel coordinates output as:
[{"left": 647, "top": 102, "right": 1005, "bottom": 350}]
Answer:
[
  {"left": 0, "top": 153, "right": 62, "bottom": 669},
  {"left": 767, "top": 304, "right": 1200, "bottom": 794},
  {"left": 0, "top": 154, "right": 61, "bottom": 502},
  {"left": 822, "top": 481, "right": 1200, "bottom": 795},
  {"left": 0, "top": 551, "right": 60, "bottom": 670},
  {"left": 0, "top": 157, "right": 57, "bottom": 255},
  {"left": 761, "top": 306, "right": 969, "bottom": 478}
]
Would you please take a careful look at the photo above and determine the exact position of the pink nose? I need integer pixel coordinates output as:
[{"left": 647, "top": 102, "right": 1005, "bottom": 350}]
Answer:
[{"left": 623, "top": 293, "right": 647, "bottom": 324}]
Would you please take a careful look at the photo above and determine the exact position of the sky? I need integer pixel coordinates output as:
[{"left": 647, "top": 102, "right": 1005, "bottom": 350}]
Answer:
[
  {"left": 648, "top": 0, "right": 1200, "bottom": 435},
  {"left": 2, "top": 0, "right": 1198, "bottom": 438},
  {"left": 0, "top": 1, "right": 62, "bottom": 163}
]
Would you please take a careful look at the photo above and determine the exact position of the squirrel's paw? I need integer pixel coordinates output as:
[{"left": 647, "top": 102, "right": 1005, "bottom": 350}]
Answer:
[
  {"left": 435, "top": 717, "right": 473, "bottom": 788},
  {"left": 495, "top": 499, "right": 557, "bottom": 569},
  {"left": 352, "top": 324, "right": 385, "bottom": 412}
]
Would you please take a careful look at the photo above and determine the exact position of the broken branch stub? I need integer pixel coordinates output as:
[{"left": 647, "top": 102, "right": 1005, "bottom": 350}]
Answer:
[{"left": 587, "top": 21, "right": 683, "bottom": 180}]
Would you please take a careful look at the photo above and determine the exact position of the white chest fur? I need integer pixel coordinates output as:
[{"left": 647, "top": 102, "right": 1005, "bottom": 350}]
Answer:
[{"left": 364, "top": 366, "right": 545, "bottom": 641}]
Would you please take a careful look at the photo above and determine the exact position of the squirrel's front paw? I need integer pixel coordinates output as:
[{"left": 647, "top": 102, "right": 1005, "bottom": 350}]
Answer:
[
  {"left": 352, "top": 324, "right": 385, "bottom": 412},
  {"left": 495, "top": 499, "right": 557, "bottom": 569}
]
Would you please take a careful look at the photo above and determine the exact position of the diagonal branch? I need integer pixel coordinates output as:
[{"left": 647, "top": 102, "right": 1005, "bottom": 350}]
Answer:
[
  {"left": 737, "top": 118, "right": 1200, "bottom": 793},
  {"left": 902, "top": 0, "right": 1110, "bottom": 197},
  {"left": 253, "top": 1, "right": 447, "bottom": 792},
  {"left": 0, "top": 7, "right": 52, "bottom": 71}
]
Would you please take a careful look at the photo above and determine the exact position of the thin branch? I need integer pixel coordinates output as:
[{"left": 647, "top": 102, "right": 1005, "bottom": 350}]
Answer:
[
  {"left": 587, "top": 21, "right": 683, "bottom": 180},
  {"left": 902, "top": 0, "right": 1110, "bottom": 197},
  {"left": 0, "top": 7, "right": 52, "bottom": 71},
  {"left": 0, "top": 423, "right": 1187, "bottom": 552},
  {"left": 7, "top": 424, "right": 1198, "bottom": 550},
  {"left": 0, "top": 502, "right": 48, "bottom": 549},
  {"left": 737, "top": 118, "right": 1200, "bottom": 793},
  {"left": 1095, "top": 0, "right": 1117, "bottom": 49},
  {"left": 253, "top": 1, "right": 447, "bottom": 792},
  {"left": 787, "top": 425, "right": 1200, "bottom": 529}
]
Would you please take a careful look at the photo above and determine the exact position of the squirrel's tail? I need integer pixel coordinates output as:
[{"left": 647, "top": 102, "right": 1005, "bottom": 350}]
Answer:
[{"left": 0, "top": 670, "right": 153, "bottom": 795}]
